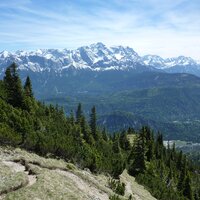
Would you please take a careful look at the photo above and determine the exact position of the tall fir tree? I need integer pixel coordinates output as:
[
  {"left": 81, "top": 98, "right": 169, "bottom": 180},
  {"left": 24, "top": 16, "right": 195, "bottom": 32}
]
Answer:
[
  {"left": 80, "top": 115, "right": 90, "bottom": 143},
  {"left": 177, "top": 156, "right": 187, "bottom": 192},
  {"left": 119, "top": 130, "right": 131, "bottom": 151},
  {"left": 76, "top": 103, "right": 83, "bottom": 123},
  {"left": 128, "top": 133, "right": 146, "bottom": 176},
  {"left": 183, "top": 173, "right": 194, "bottom": 200},
  {"left": 24, "top": 76, "right": 33, "bottom": 98},
  {"left": 4, "top": 67, "right": 13, "bottom": 103},
  {"left": 4, "top": 63, "right": 24, "bottom": 108},
  {"left": 90, "top": 106, "right": 97, "bottom": 140}
]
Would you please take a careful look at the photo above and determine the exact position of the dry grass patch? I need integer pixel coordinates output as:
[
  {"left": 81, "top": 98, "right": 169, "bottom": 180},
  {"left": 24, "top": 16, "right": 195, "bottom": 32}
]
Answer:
[
  {"left": 0, "top": 162, "right": 28, "bottom": 195},
  {"left": 5, "top": 165, "right": 109, "bottom": 200},
  {"left": 120, "top": 170, "right": 156, "bottom": 200}
]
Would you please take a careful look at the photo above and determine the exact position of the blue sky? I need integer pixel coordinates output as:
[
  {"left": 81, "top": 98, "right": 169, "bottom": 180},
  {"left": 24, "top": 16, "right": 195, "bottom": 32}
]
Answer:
[{"left": 0, "top": 0, "right": 200, "bottom": 59}]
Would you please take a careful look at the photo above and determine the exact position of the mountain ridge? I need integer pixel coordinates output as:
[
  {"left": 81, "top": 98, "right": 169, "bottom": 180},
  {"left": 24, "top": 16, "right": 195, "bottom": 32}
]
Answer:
[{"left": 0, "top": 42, "right": 200, "bottom": 75}]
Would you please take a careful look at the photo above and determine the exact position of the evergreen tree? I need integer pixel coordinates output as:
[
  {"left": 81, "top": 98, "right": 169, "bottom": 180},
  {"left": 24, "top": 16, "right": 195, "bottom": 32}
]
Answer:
[
  {"left": 155, "top": 132, "right": 164, "bottom": 159},
  {"left": 3, "top": 67, "right": 12, "bottom": 101},
  {"left": 127, "top": 127, "right": 135, "bottom": 135},
  {"left": 76, "top": 103, "right": 83, "bottom": 123},
  {"left": 14, "top": 76, "right": 24, "bottom": 108},
  {"left": 146, "top": 140, "right": 154, "bottom": 161},
  {"left": 80, "top": 115, "right": 90, "bottom": 143},
  {"left": 69, "top": 110, "right": 75, "bottom": 125},
  {"left": 177, "top": 156, "right": 187, "bottom": 192},
  {"left": 112, "top": 139, "right": 121, "bottom": 154},
  {"left": 177, "top": 150, "right": 183, "bottom": 169},
  {"left": 119, "top": 130, "right": 131, "bottom": 151},
  {"left": 24, "top": 76, "right": 33, "bottom": 98},
  {"left": 166, "top": 160, "right": 173, "bottom": 187},
  {"left": 90, "top": 106, "right": 97, "bottom": 140},
  {"left": 3, "top": 63, "right": 24, "bottom": 108},
  {"left": 157, "top": 132, "right": 163, "bottom": 146},
  {"left": 128, "top": 134, "right": 146, "bottom": 176},
  {"left": 183, "top": 173, "right": 194, "bottom": 200},
  {"left": 102, "top": 127, "right": 108, "bottom": 141}
]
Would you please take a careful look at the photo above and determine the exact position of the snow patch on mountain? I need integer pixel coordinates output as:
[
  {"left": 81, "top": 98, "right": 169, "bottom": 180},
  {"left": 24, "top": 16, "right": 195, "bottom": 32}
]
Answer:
[
  {"left": 142, "top": 55, "right": 198, "bottom": 69},
  {"left": 0, "top": 51, "right": 11, "bottom": 58}
]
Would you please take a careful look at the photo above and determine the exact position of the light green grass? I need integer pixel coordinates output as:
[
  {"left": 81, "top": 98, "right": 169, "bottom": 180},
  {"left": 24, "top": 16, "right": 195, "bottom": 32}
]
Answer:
[
  {"left": 0, "top": 162, "right": 28, "bottom": 195},
  {"left": 0, "top": 146, "right": 156, "bottom": 200}
]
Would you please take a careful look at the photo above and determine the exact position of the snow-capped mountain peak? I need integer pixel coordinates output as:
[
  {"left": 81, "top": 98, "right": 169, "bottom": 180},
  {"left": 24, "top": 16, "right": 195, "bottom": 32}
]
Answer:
[
  {"left": 142, "top": 55, "right": 199, "bottom": 69},
  {"left": 0, "top": 51, "right": 11, "bottom": 58},
  {"left": 142, "top": 55, "right": 165, "bottom": 67},
  {"left": 165, "top": 56, "right": 196, "bottom": 67},
  {"left": 0, "top": 43, "right": 199, "bottom": 75}
]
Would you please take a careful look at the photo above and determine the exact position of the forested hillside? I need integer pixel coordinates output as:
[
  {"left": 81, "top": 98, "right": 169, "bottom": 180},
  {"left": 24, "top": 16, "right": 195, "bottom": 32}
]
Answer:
[
  {"left": 44, "top": 85, "right": 200, "bottom": 142},
  {"left": 0, "top": 63, "right": 200, "bottom": 200}
]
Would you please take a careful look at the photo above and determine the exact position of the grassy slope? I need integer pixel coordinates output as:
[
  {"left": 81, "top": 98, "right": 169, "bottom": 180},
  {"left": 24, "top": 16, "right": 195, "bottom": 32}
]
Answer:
[{"left": 0, "top": 146, "right": 156, "bottom": 200}]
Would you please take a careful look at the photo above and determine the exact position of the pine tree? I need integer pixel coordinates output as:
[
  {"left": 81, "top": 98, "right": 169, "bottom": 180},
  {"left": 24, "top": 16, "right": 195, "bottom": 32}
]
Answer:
[
  {"left": 4, "top": 67, "right": 13, "bottom": 103},
  {"left": 3, "top": 63, "right": 24, "bottom": 108},
  {"left": 177, "top": 156, "right": 187, "bottom": 192},
  {"left": 155, "top": 132, "right": 164, "bottom": 159},
  {"left": 183, "top": 173, "right": 194, "bottom": 200},
  {"left": 80, "top": 115, "right": 90, "bottom": 143},
  {"left": 157, "top": 132, "right": 163, "bottom": 146},
  {"left": 23, "top": 76, "right": 34, "bottom": 111},
  {"left": 166, "top": 160, "right": 173, "bottom": 188},
  {"left": 14, "top": 75, "right": 24, "bottom": 108},
  {"left": 119, "top": 130, "right": 131, "bottom": 151},
  {"left": 146, "top": 140, "right": 154, "bottom": 161},
  {"left": 112, "top": 139, "right": 121, "bottom": 154},
  {"left": 102, "top": 127, "right": 108, "bottom": 141},
  {"left": 128, "top": 134, "right": 146, "bottom": 176},
  {"left": 24, "top": 76, "right": 33, "bottom": 98},
  {"left": 177, "top": 150, "right": 183, "bottom": 169},
  {"left": 76, "top": 103, "right": 83, "bottom": 123},
  {"left": 90, "top": 106, "right": 97, "bottom": 140},
  {"left": 69, "top": 110, "right": 75, "bottom": 125}
]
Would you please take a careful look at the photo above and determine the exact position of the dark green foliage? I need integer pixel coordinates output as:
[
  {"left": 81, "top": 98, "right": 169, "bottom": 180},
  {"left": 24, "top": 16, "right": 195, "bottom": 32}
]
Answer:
[
  {"left": 183, "top": 173, "right": 194, "bottom": 200},
  {"left": 4, "top": 63, "right": 24, "bottom": 108},
  {"left": 44, "top": 83, "right": 200, "bottom": 143},
  {"left": 126, "top": 126, "right": 200, "bottom": 200},
  {"left": 102, "top": 127, "right": 108, "bottom": 141},
  {"left": 108, "top": 178, "right": 125, "bottom": 196},
  {"left": 76, "top": 103, "right": 82, "bottom": 123},
  {"left": 109, "top": 195, "right": 122, "bottom": 200},
  {"left": 24, "top": 76, "right": 33, "bottom": 98},
  {"left": 119, "top": 131, "right": 131, "bottom": 151},
  {"left": 178, "top": 157, "right": 187, "bottom": 192},
  {"left": 128, "top": 134, "right": 146, "bottom": 176},
  {"left": 90, "top": 106, "right": 97, "bottom": 140}
]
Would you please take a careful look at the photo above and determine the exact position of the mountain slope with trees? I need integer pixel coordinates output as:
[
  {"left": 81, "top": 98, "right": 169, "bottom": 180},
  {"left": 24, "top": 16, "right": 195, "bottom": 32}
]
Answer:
[
  {"left": 44, "top": 84, "right": 200, "bottom": 142},
  {"left": 0, "top": 63, "right": 200, "bottom": 200}
]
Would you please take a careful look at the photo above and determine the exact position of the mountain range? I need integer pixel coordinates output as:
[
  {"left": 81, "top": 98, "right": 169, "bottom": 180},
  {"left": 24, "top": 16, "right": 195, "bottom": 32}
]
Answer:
[{"left": 0, "top": 42, "right": 200, "bottom": 75}]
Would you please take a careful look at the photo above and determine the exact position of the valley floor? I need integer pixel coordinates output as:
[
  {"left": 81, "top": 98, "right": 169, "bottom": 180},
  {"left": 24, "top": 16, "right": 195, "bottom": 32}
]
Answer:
[{"left": 0, "top": 147, "right": 156, "bottom": 200}]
